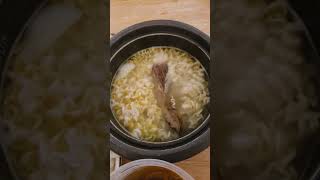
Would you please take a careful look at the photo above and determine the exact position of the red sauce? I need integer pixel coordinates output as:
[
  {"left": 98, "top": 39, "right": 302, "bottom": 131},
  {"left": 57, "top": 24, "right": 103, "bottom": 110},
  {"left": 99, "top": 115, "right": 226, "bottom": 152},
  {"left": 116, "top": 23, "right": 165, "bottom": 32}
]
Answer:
[{"left": 124, "top": 166, "right": 183, "bottom": 180}]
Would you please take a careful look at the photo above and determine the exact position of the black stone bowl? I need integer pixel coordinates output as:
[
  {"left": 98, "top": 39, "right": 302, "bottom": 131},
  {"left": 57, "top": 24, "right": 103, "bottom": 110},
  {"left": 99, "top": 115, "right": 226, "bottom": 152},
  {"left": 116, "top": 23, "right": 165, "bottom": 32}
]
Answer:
[{"left": 109, "top": 20, "right": 210, "bottom": 162}]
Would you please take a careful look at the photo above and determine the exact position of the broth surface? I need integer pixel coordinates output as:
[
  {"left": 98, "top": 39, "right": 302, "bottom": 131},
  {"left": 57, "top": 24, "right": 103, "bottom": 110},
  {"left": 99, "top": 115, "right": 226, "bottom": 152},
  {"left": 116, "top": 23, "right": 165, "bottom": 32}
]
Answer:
[
  {"left": 111, "top": 47, "right": 209, "bottom": 142},
  {"left": 1, "top": 0, "right": 106, "bottom": 179}
]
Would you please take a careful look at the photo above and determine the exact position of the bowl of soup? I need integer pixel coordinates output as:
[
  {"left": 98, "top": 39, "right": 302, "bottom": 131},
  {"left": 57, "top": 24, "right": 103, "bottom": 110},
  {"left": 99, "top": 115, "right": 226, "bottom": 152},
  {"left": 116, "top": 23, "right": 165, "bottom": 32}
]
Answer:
[
  {"left": 109, "top": 20, "right": 210, "bottom": 162},
  {"left": 0, "top": 0, "right": 107, "bottom": 179}
]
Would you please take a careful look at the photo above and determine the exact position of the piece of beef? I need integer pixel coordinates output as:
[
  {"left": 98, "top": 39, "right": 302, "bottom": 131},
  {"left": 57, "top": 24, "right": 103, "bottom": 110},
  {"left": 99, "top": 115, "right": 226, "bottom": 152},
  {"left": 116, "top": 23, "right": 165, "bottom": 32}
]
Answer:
[{"left": 152, "top": 63, "right": 181, "bottom": 133}]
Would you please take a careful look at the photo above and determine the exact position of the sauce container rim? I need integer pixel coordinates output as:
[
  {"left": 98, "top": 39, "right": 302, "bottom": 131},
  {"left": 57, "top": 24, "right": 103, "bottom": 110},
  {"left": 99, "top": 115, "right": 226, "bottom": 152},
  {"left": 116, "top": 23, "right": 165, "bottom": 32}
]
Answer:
[{"left": 110, "top": 159, "right": 194, "bottom": 180}]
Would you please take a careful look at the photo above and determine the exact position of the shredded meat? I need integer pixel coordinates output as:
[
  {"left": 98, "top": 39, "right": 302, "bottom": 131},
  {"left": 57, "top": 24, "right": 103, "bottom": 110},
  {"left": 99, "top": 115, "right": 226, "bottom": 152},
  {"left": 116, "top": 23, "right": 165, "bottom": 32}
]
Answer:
[
  {"left": 151, "top": 63, "right": 167, "bottom": 90},
  {"left": 152, "top": 63, "right": 181, "bottom": 132}
]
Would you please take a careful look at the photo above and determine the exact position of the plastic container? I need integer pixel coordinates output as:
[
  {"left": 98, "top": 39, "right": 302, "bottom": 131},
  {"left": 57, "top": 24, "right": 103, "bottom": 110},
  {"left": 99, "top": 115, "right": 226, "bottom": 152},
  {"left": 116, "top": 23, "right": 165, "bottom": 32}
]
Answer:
[
  {"left": 110, "top": 159, "right": 194, "bottom": 180},
  {"left": 110, "top": 151, "right": 121, "bottom": 174}
]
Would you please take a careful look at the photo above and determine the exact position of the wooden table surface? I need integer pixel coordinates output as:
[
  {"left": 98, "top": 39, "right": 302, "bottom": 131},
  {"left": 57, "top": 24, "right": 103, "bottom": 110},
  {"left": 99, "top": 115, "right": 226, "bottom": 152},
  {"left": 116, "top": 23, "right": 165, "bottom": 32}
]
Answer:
[{"left": 110, "top": 0, "right": 210, "bottom": 179}]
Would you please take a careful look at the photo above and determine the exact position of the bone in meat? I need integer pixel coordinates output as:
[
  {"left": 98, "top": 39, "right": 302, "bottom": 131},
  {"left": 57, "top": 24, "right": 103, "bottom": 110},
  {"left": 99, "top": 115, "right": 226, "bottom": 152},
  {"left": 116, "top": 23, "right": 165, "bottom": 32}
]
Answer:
[{"left": 152, "top": 63, "right": 181, "bottom": 132}]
